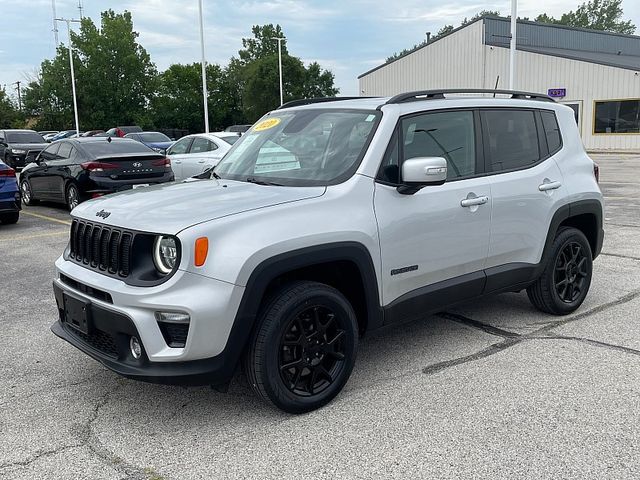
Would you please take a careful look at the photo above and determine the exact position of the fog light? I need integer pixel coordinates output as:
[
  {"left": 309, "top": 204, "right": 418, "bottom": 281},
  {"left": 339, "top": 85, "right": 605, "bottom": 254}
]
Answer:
[
  {"left": 130, "top": 336, "right": 142, "bottom": 359},
  {"left": 155, "top": 311, "right": 190, "bottom": 324}
]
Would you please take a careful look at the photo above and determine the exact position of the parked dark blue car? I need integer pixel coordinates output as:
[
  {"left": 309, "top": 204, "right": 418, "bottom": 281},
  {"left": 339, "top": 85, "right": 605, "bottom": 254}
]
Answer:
[
  {"left": 124, "top": 131, "right": 174, "bottom": 154},
  {"left": 0, "top": 160, "right": 20, "bottom": 224}
]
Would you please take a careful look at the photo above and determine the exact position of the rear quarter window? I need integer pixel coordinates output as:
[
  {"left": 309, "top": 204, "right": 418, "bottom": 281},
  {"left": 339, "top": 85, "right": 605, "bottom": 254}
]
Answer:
[
  {"left": 481, "top": 109, "right": 540, "bottom": 172},
  {"left": 541, "top": 111, "right": 562, "bottom": 155}
]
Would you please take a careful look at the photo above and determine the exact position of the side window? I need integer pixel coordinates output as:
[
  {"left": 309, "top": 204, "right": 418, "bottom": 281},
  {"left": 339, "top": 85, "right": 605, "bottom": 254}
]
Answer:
[
  {"left": 481, "top": 110, "right": 540, "bottom": 172},
  {"left": 56, "top": 142, "right": 73, "bottom": 160},
  {"left": 191, "top": 137, "right": 217, "bottom": 153},
  {"left": 541, "top": 110, "right": 562, "bottom": 155},
  {"left": 401, "top": 110, "right": 477, "bottom": 180},
  {"left": 41, "top": 143, "right": 60, "bottom": 161},
  {"left": 167, "top": 137, "right": 192, "bottom": 155}
]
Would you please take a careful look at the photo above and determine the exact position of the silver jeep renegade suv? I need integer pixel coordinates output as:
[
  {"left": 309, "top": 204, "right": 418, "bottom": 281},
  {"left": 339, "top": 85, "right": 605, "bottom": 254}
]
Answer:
[{"left": 52, "top": 90, "right": 604, "bottom": 413}]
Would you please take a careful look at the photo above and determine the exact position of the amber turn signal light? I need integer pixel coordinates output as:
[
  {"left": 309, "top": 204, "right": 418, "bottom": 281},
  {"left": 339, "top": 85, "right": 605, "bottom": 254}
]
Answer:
[{"left": 194, "top": 237, "right": 209, "bottom": 267}]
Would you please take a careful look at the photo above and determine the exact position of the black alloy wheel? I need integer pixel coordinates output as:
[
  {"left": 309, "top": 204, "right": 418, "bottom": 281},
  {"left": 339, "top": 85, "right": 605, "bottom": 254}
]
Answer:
[
  {"left": 244, "top": 281, "right": 358, "bottom": 413},
  {"left": 527, "top": 227, "right": 593, "bottom": 315},
  {"left": 554, "top": 241, "right": 589, "bottom": 304},
  {"left": 279, "top": 305, "right": 347, "bottom": 397}
]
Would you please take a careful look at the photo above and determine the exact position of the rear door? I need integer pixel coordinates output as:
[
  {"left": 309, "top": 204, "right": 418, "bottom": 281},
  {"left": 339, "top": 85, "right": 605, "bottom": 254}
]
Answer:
[
  {"left": 481, "top": 108, "right": 568, "bottom": 290},
  {"left": 46, "top": 142, "right": 76, "bottom": 201}
]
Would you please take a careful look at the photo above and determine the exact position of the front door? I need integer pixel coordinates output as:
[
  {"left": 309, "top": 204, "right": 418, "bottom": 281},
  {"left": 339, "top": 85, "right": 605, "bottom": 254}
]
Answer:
[
  {"left": 374, "top": 109, "right": 491, "bottom": 318},
  {"left": 29, "top": 143, "right": 59, "bottom": 197},
  {"left": 166, "top": 136, "right": 193, "bottom": 180}
]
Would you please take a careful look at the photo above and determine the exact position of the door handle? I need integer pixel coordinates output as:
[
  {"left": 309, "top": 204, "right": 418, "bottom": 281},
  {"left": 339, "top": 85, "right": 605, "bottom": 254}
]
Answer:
[
  {"left": 538, "top": 180, "right": 562, "bottom": 191},
  {"left": 460, "top": 196, "right": 489, "bottom": 207},
  {"left": 174, "top": 160, "right": 182, "bottom": 164},
  {"left": 197, "top": 159, "right": 206, "bottom": 163}
]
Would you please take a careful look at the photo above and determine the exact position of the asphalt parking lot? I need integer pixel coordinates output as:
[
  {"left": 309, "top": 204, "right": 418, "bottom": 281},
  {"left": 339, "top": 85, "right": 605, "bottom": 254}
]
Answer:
[{"left": 1, "top": 153, "right": 639, "bottom": 480}]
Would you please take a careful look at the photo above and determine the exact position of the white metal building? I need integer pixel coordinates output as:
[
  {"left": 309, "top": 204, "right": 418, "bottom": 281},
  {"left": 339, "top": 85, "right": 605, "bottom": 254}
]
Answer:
[{"left": 359, "top": 16, "right": 640, "bottom": 152}]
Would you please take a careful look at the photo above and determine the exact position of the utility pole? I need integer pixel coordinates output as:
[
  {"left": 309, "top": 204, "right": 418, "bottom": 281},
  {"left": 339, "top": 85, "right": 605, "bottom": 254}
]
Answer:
[
  {"left": 55, "top": 18, "right": 81, "bottom": 136},
  {"left": 509, "top": 0, "right": 517, "bottom": 90},
  {"left": 77, "top": 0, "right": 84, "bottom": 19},
  {"left": 12, "top": 81, "right": 21, "bottom": 111},
  {"left": 51, "top": 0, "right": 59, "bottom": 46},
  {"left": 270, "top": 37, "right": 286, "bottom": 106},
  {"left": 197, "top": 0, "right": 209, "bottom": 133}
]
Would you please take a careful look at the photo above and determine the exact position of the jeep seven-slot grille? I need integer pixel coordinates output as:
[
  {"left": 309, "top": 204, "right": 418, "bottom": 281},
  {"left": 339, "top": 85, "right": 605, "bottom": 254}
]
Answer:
[{"left": 70, "top": 220, "right": 133, "bottom": 277}]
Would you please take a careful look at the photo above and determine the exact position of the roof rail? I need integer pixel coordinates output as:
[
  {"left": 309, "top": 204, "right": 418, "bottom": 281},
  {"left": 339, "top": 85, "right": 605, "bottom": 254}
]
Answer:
[
  {"left": 277, "top": 96, "right": 378, "bottom": 110},
  {"left": 385, "top": 89, "right": 555, "bottom": 104}
]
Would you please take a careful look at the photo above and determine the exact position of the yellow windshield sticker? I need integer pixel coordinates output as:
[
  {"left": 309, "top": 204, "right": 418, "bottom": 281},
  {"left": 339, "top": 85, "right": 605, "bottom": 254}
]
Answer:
[{"left": 254, "top": 118, "right": 281, "bottom": 131}]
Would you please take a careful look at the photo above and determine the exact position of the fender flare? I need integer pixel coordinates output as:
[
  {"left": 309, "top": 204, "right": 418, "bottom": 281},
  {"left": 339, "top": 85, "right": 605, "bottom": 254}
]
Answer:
[
  {"left": 218, "top": 242, "right": 382, "bottom": 379},
  {"left": 542, "top": 199, "right": 604, "bottom": 263}
]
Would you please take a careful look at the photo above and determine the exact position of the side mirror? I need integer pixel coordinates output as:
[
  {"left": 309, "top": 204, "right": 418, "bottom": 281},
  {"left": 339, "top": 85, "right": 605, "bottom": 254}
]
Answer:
[{"left": 398, "top": 157, "right": 447, "bottom": 194}]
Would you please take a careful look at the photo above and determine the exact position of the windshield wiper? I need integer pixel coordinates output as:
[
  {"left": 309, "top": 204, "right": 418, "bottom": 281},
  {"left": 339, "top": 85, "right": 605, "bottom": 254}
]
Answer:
[
  {"left": 245, "top": 177, "right": 283, "bottom": 186},
  {"left": 211, "top": 170, "right": 221, "bottom": 180}
]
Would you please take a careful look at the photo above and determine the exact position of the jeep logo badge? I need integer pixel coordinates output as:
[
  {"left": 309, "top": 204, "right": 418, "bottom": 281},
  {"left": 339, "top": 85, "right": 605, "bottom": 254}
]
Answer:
[
  {"left": 132, "top": 162, "right": 142, "bottom": 168},
  {"left": 96, "top": 209, "right": 111, "bottom": 219}
]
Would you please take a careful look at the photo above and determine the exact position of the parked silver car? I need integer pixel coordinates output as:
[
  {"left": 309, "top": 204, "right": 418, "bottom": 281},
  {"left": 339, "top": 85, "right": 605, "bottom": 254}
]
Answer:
[{"left": 165, "top": 132, "right": 239, "bottom": 180}]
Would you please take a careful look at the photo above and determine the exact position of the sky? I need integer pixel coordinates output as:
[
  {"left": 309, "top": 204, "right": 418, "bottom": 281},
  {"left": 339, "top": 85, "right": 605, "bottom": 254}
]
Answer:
[{"left": 0, "top": 0, "right": 639, "bottom": 101}]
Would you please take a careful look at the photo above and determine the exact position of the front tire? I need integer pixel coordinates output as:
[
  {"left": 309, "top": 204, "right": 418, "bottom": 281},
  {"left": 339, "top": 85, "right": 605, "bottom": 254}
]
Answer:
[
  {"left": 527, "top": 227, "right": 593, "bottom": 315},
  {"left": 244, "top": 281, "right": 358, "bottom": 413},
  {"left": 21, "top": 179, "right": 38, "bottom": 206}
]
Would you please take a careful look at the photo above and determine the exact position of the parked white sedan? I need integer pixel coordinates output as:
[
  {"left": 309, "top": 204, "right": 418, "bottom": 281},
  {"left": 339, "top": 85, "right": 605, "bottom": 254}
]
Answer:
[{"left": 166, "top": 132, "right": 240, "bottom": 180}]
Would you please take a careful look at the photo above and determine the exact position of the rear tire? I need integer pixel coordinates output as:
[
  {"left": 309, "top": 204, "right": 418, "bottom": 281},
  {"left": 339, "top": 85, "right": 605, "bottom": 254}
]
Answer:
[
  {"left": 527, "top": 227, "right": 593, "bottom": 315},
  {"left": 0, "top": 212, "right": 19, "bottom": 224},
  {"left": 20, "top": 179, "right": 38, "bottom": 206},
  {"left": 66, "top": 183, "right": 81, "bottom": 211},
  {"left": 244, "top": 281, "right": 358, "bottom": 413}
]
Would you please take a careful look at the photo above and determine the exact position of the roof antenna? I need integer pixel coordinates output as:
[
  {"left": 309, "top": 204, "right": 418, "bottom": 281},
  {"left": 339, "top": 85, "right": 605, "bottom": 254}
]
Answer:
[{"left": 493, "top": 75, "right": 500, "bottom": 97}]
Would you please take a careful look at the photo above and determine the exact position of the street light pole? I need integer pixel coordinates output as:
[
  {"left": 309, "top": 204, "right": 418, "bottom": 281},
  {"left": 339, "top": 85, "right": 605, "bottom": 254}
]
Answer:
[
  {"left": 270, "top": 37, "right": 286, "bottom": 106},
  {"left": 56, "top": 18, "right": 81, "bottom": 136},
  {"left": 509, "top": 0, "right": 517, "bottom": 90},
  {"left": 198, "top": 0, "right": 209, "bottom": 133}
]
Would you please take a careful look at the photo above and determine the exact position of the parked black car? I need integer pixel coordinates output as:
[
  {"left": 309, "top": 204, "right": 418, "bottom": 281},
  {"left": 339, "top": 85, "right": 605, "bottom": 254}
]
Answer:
[
  {"left": 20, "top": 137, "right": 174, "bottom": 211},
  {"left": 0, "top": 130, "right": 49, "bottom": 170}
]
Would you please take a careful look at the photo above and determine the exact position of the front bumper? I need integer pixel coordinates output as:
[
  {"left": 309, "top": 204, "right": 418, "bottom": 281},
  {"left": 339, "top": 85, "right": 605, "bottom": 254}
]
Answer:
[{"left": 52, "top": 258, "right": 246, "bottom": 386}]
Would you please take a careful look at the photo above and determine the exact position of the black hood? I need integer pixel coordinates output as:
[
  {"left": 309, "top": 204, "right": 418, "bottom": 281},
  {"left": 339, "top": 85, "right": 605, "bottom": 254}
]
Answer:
[{"left": 7, "top": 142, "right": 48, "bottom": 152}]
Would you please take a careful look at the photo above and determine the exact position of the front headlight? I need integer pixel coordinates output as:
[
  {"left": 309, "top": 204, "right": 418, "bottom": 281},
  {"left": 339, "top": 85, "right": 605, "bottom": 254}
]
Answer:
[
  {"left": 153, "top": 236, "right": 178, "bottom": 274},
  {"left": 11, "top": 149, "right": 26, "bottom": 154}
]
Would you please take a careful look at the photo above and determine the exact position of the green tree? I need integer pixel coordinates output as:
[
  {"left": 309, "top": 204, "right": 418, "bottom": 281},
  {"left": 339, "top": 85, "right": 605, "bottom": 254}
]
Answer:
[
  {"left": 461, "top": 10, "right": 501, "bottom": 25},
  {"left": 23, "top": 10, "right": 157, "bottom": 131},
  {"left": 151, "top": 63, "right": 244, "bottom": 133},
  {"left": 535, "top": 0, "right": 635, "bottom": 34},
  {"left": 0, "top": 89, "right": 23, "bottom": 129},
  {"left": 232, "top": 24, "right": 338, "bottom": 122}
]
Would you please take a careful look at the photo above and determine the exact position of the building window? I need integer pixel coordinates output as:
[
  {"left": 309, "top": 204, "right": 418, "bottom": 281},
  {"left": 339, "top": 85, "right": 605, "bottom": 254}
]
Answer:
[{"left": 594, "top": 99, "right": 640, "bottom": 134}]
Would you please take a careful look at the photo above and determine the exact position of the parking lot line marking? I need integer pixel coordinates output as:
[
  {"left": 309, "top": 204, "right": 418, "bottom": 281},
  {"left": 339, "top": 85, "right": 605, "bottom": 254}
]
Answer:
[
  {"left": 0, "top": 231, "right": 68, "bottom": 242},
  {"left": 21, "top": 211, "right": 72, "bottom": 226}
]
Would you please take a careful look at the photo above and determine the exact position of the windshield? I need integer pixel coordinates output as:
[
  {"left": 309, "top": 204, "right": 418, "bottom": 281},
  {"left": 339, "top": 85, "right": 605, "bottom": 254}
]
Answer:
[
  {"left": 139, "top": 132, "right": 171, "bottom": 143},
  {"left": 220, "top": 135, "right": 239, "bottom": 145},
  {"left": 215, "top": 109, "right": 380, "bottom": 186},
  {"left": 6, "top": 131, "right": 45, "bottom": 143}
]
